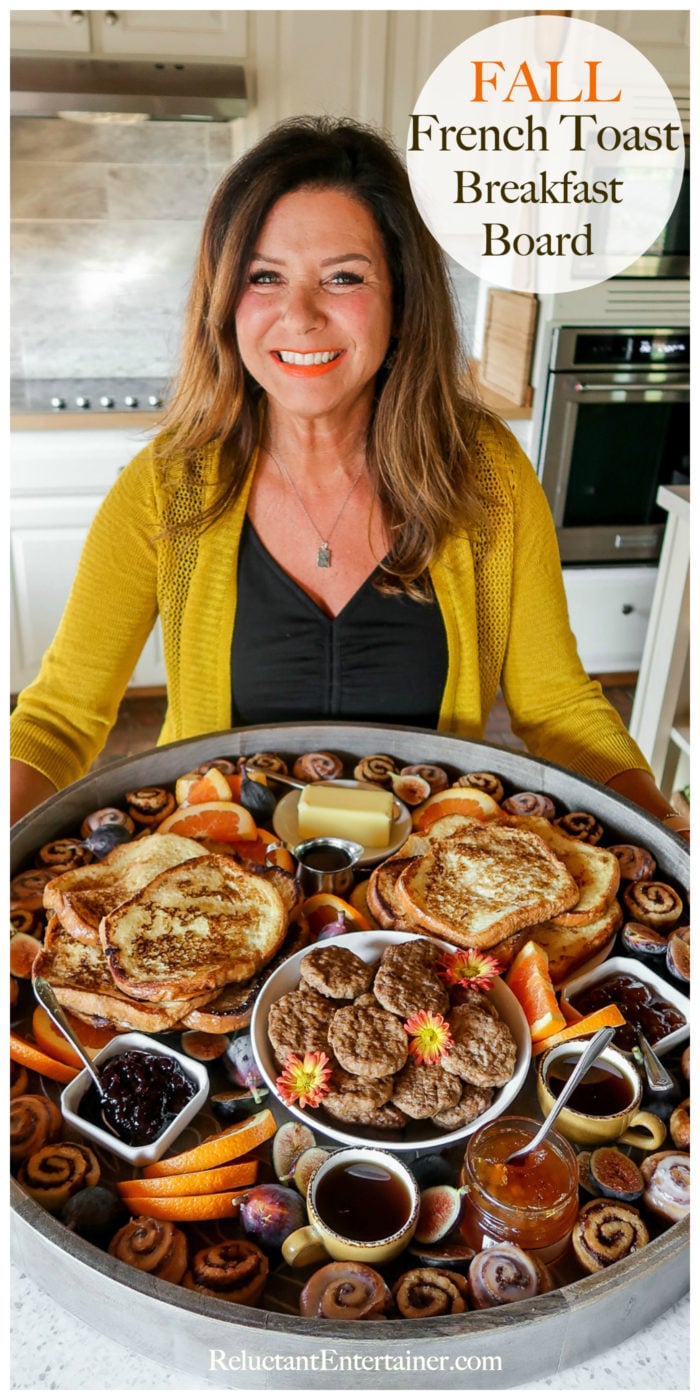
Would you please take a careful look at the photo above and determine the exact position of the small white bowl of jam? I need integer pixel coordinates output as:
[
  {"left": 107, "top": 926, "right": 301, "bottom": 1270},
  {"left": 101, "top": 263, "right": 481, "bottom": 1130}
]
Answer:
[
  {"left": 61, "top": 1032, "right": 209, "bottom": 1165},
  {"left": 560, "top": 957, "right": 689, "bottom": 1056}
]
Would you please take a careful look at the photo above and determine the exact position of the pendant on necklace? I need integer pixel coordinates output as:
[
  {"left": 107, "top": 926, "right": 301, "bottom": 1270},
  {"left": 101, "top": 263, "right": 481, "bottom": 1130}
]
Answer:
[{"left": 317, "top": 543, "right": 331, "bottom": 568}]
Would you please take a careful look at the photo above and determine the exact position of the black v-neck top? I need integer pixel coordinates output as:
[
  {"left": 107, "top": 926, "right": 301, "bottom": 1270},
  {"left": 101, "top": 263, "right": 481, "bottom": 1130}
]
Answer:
[{"left": 231, "top": 519, "right": 449, "bottom": 727}]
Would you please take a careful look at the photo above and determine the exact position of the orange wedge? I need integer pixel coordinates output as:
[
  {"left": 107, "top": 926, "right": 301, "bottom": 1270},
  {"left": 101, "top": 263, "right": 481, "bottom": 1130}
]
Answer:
[
  {"left": 31, "top": 1007, "right": 85, "bottom": 1069},
  {"left": 505, "top": 940, "right": 567, "bottom": 1043},
  {"left": 119, "top": 1190, "right": 246, "bottom": 1222},
  {"left": 10, "top": 1031, "right": 78, "bottom": 1084},
  {"left": 301, "top": 892, "right": 370, "bottom": 937},
  {"left": 156, "top": 801, "right": 257, "bottom": 844},
  {"left": 412, "top": 786, "right": 502, "bottom": 831},
  {"left": 117, "top": 1159, "right": 258, "bottom": 1199},
  {"left": 531, "top": 1005, "right": 627, "bottom": 1057},
  {"left": 142, "top": 1108, "right": 277, "bottom": 1178}
]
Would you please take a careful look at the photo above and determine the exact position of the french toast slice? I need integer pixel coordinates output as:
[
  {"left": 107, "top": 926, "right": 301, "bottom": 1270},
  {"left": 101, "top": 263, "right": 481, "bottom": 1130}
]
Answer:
[
  {"left": 33, "top": 917, "right": 213, "bottom": 1032},
  {"left": 527, "top": 899, "right": 623, "bottom": 986},
  {"left": 500, "top": 815, "right": 620, "bottom": 925},
  {"left": 100, "top": 853, "right": 288, "bottom": 1002},
  {"left": 42, "top": 833, "right": 207, "bottom": 945},
  {"left": 180, "top": 914, "right": 312, "bottom": 1033},
  {"left": 396, "top": 821, "right": 579, "bottom": 949}
]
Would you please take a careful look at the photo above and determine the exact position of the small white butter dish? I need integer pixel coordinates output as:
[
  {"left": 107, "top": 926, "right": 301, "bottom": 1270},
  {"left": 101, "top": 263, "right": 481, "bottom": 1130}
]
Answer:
[{"left": 61, "top": 1031, "right": 209, "bottom": 1166}]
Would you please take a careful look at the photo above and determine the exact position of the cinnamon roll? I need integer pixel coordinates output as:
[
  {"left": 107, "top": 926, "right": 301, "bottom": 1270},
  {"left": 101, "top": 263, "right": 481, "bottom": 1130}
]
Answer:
[
  {"left": 553, "top": 812, "right": 603, "bottom": 844},
  {"left": 393, "top": 1267, "right": 469, "bottom": 1317},
  {"left": 243, "top": 752, "right": 288, "bottom": 778},
  {"left": 294, "top": 751, "right": 344, "bottom": 782},
  {"left": 641, "top": 1150, "right": 690, "bottom": 1222},
  {"left": 37, "top": 838, "right": 90, "bottom": 871},
  {"left": 11, "top": 1062, "right": 30, "bottom": 1100},
  {"left": 10, "top": 905, "right": 39, "bottom": 936},
  {"left": 109, "top": 1216, "right": 188, "bottom": 1284},
  {"left": 79, "top": 807, "right": 135, "bottom": 839},
  {"left": 501, "top": 792, "right": 556, "bottom": 818},
  {"left": 195, "top": 757, "right": 238, "bottom": 775},
  {"left": 460, "top": 772, "right": 505, "bottom": 803},
  {"left": 571, "top": 1198, "right": 649, "bottom": 1273},
  {"left": 623, "top": 881, "right": 684, "bottom": 931},
  {"left": 19, "top": 1141, "right": 100, "bottom": 1211},
  {"left": 352, "top": 754, "right": 395, "bottom": 785},
  {"left": 183, "top": 1240, "right": 269, "bottom": 1306},
  {"left": 607, "top": 843, "right": 656, "bottom": 881},
  {"left": 10, "top": 1094, "right": 62, "bottom": 1164},
  {"left": 9, "top": 869, "right": 53, "bottom": 911},
  {"left": 467, "top": 1244, "right": 552, "bottom": 1308},
  {"left": 125, "top": 786, "right": 176, "bottom": 827},
  {"left": 669, "top": 1098, "right": 690, "bottom": 1151},
  {"left": 402, "top": 764, "right": 450, "bottom": 795},
  {"left": 299, "top": 1261, "right": 392, "bottom": 1319}
]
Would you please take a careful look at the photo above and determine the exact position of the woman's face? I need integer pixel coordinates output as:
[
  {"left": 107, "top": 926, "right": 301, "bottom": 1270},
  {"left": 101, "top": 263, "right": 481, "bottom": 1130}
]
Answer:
[{"left": 235, "top": 186, "right": 394, "bottom": 428}]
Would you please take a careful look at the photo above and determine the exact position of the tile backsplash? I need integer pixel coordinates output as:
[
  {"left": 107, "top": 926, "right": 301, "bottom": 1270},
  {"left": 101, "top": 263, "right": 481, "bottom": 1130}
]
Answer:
[{"left": 10, "top": 116, "right": 234, "bottom": 380}]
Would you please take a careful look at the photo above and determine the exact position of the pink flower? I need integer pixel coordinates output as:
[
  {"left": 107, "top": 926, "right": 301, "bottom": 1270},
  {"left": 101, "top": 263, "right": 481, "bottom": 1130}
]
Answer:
[
  {"left": 404, "top": 1010, "right": 454, "bottom": 1065},
  {"left": 439, "top": 948, "right": 503, "bottom": 991}
]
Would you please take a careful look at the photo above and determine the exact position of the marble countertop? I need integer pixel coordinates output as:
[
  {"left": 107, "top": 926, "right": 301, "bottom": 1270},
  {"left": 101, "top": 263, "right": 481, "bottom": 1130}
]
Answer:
[{"left": 11, "top": 1263, "right": 689, "bottom": 1391}]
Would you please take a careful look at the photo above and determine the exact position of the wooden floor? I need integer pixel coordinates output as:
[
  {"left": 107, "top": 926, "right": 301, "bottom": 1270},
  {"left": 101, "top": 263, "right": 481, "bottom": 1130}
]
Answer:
[{"left": 91, "top": 678, "right": 638, "bottom": 772}]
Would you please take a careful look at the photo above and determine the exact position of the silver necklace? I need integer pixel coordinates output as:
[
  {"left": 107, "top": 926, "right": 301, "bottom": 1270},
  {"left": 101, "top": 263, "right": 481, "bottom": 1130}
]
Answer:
[{"left": 265, "top": 443, "right": 366, "bottom": 568}]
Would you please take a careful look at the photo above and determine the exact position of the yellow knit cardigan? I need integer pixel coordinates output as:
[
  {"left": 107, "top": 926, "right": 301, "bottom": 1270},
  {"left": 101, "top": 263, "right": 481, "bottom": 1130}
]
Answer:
[{"left": 10, "top": 420, "right": 651, "bottom": 792}]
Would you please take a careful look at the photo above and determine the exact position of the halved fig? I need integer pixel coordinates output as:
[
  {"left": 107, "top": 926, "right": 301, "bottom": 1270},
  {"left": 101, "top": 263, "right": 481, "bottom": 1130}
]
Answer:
[
  {"left": 621, "top": 922, "right": 668, "bottom": 957},
  {"left": 576, "top": 1151, "right": 596, "bottom": 1195},
  {"left": 407, "top": 1239, "right": 475, "bottom": 1272},
  {"left": 293, "top": 1146, "right": 331, "bottom": 1197},
  {"left": 390, "top": 772, "right": 432, "bottom": 806},
  {"left": 666, "top": 927, "right": 690, "bottom": 983},
  {"left": 410, "top": 1153, "right": 458, "bottom": 1190},
  {"left": 401, "top": 764, "right": 450, "bottom": 795},
  {"left": 272, "top": 1121, "right": 316, "bottom": 1182},
  {"left": 210, "top": 1087, "right": 270, "bottom": 1121},
  {"left": 180, "top": 1031, "right": 229, "bottom": 1061},
  {"left": 414, "top": 1184, "right": 465, "bottom": 1244},
  {"left": 10, "top": 933, "right": 43, "bottom": 980},
  {"left": 588, "top": 1146, "right": 644, "bottom": 1202}
]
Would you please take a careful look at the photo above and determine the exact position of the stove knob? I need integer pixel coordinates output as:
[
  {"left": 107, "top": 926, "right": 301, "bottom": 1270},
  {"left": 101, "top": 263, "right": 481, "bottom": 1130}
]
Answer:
[
  {"left": 99, "top": 395, "right": 115, "bottom": 409},
  {"left": 147, "top": 394, "right": 162, "bottom": 408},
  {"left": 124, "top": 395, "right": 139, "bottom": 408},
  {"left": 75, "top": 396, "right": 90, "bottom": 409},
  {"left": 50, "top": 396, "right": 66, "bottom": 410}
]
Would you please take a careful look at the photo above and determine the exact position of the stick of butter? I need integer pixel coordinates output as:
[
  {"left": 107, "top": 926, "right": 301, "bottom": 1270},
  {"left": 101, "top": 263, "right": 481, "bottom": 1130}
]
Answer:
[{"left": 297, "top": 785, "right": 394, "bottom": 846}]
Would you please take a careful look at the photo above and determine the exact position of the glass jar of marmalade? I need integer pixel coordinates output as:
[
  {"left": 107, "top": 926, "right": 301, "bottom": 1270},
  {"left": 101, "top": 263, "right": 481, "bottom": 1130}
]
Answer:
[{"left": 460, "top": 1115, "right": 579, "bottom": 1263}]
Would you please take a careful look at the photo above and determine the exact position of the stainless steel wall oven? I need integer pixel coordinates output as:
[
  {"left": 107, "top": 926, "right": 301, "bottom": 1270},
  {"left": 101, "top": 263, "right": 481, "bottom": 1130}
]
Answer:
[{"left": 537, "top": 327, "right": 690, "bottom": 565}]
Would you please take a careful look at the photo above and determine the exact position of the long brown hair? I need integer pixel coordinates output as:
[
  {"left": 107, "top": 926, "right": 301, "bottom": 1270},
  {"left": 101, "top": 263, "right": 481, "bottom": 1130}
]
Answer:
[{"left": 158, "top": 116, "right": 491, "bottom": 595}]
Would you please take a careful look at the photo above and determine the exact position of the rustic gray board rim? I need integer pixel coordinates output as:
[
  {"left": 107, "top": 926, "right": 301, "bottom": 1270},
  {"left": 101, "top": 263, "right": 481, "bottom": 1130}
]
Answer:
[{"left": 11, "top": 723, "right": 690, "bottom": 1389}]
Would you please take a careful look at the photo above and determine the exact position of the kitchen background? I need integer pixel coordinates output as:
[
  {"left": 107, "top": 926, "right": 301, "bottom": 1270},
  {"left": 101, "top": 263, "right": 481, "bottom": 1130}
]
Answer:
[{"left": 9, "top": 6, "right": 690, "bottom": 805}]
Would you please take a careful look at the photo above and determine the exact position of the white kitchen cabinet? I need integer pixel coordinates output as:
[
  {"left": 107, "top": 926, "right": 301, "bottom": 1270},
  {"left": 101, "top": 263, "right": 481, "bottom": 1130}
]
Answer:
[
  {"left": 11, "top": 8, "right": 247, "bottom": 60},
  {"left": 562, "top": 565, "right": 657, "bottom": 675},
  {"left": 10, "top": 429, "right": 164, "bottom": 694}
]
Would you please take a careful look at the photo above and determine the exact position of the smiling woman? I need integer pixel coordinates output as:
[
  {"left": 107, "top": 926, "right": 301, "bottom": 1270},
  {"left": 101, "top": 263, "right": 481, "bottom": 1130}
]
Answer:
[{"left": 9, "top": 115, "right": 685, "bottom": 836}]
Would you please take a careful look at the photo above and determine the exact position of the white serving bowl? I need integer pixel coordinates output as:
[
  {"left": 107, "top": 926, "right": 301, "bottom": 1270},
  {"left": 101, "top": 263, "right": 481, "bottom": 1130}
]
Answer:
[
  {"left": 61, "top": 1031, "right": 209, "bottom": 1166},
  {"left": 560, "top": 955, "right": 690, "bottom": 1056},
  {"left": 250, "top": 929, "right": 530, "bottom": 1152}
]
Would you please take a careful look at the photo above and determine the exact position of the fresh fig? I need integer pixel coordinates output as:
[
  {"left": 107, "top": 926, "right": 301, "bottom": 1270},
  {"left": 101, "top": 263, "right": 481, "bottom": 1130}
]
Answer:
[
  {"left": 588, "top": 1146, "right": 644, "bottom": 1202},
  {"left": 414, "top": 1184, "right": 465, "bottom": 1244},
  {"left": 666, "top": 927, "right": 690, "bottom": 983},
  {"left": 407, "top": 1239, "right": 475, "bottom": 1272},
  {"left": 239, "top": 762, "right": 277, "bottom": 824},
  {"left": 316, "top": 910, "right": 352, "bottom": 940},
  {"left": 240, "top": 1184, "right": 306, "bottom": 1249},
  {"left": 621, "top": 922, "right": 669, "bottom": 957},
  {"left": 61, "top": 1186, "right": 126, "bottom": 1243},
  {"left": 576, "top": 1151, "right": 596, "bottom": 1195},
  {"left": 410, "top": 1153, "right": 458, "bottom": 1190},
  {"left": 292, "top": 1146, "right": 331, "bottom": 1196},
  {"left": 390, "top": 772, "right": 431, "bottom": 806},
  {"left": 210, "top": 1087, "right": 269, "bottom": 1121},
  {"left": 224, "top": 1033, "right": 266, "bottom": 1095},
  {"left": 271, "top": 1121, "right": 316, "bottom": 1181},
  {"left": 181, "top": 1031, "right": 229, "bottom": 1061}
]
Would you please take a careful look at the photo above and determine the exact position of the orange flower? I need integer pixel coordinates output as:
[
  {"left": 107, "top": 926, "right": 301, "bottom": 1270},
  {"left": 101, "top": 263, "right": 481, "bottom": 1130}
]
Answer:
[
  {"left": 439, "top": 948, "right": 503, "bottom": 991},
  {"left": 404, "top": 1010, "right": 454, "bottom": 1065},
  {"left": 275, "top": 1051, "right": 332, "bottom": 1109}
]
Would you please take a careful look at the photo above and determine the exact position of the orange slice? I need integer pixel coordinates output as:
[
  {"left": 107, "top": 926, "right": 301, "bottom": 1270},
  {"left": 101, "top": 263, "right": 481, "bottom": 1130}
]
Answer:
[
  {"left": 301, "top": 892, "right": 370, "bottom": 937},
  {"left": 118, "top": 1190, "right": 246, "bottom": 1222},
  {"left": 349, "top": 878, "right": 373, "bottom": 926},
  {"left": 10, "top": 1031, "right": 78, "bottom": 1084},
  {"left": 505, "top": 940, "right": 567, "bottom": 1042},
  {"left": 31, "top": 1006, "right": 85, "bottom": 1069},
  {"left": 412, "top": 786, "right": 502, "bottom": 831},
  {"left": 142, "top": 1108, "right": 277, "bottom": 1178},
  {"left": 62, "top": 1015, "right": 116, "bottom": 1052},
  {"left": 156, "top": 801, "right": 257, "bottom": 844},
  {"left": 117, "top": 1159, "right": 258, "bottom": 1199},
  {"left": 532, "top": 1005, "right": 627, "bottom": 1057}
]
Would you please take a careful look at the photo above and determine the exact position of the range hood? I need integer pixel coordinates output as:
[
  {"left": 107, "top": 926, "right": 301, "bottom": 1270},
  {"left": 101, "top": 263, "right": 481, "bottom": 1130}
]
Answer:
[{"left": 10, "top": 56, "right": 247, "bottom": 122}]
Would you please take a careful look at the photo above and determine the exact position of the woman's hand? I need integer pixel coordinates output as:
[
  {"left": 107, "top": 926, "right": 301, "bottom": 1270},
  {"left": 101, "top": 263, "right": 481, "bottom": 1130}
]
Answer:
[
  {"left": 606, "top": 769, "right": 690, "bottom": 842},
  {"left": 10, "top": 760, "right": 57, "bottom": 827}
]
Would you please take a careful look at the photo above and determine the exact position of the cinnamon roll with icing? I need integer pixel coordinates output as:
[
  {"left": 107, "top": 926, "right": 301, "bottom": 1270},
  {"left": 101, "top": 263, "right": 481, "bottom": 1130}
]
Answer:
[
  {"left": 641, "top": 1150, "right": 690, "bottom": 1221},
  {"left": 571, "top": 1198, "right": 650, "bottom": 1273},
  {"left": 460, "top": 772, "right": 505, "bottom": 803},
  {"left": 393, "top": 1267, "right": 469, "bottom": 1317},
  {"left": 467, "top": 1244, "right": 552, "bottom": 1308},
  {"left": 19, "top": 1141, "right": 100, "bottom": 1211},
  {"left": 183, "top": 1240, "right": 269, "bottom": 1306},
  {"left": 553, "top": 812, "right": 603, "bottom": 844},
  {"left": 623, "top": 880, "right": 684, "bottom": 930},
  {"left": 299, "top": 1261, "right": 391, "bottom": 1318},
  {"left": 607, "top": 843, "right": 656, "bottom": 881},
  {"left": 125, "top": 786, "right": 176, "bottom": 827},
  {"left": 294, "top": 751, "right": 344, "bottom": 782},
  {"left": 352, "top": 753, "right": 395, "bottom": 785},
  {"left": 108, "top": 1216, "right": 188, "bottom": 1284},
  {"left": 501, "top": 792, "right": 556, "bottom": 818}
]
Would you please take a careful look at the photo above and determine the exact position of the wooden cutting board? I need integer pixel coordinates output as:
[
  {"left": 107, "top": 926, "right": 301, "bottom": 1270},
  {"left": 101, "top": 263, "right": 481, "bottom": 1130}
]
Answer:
[{"left": 480, "top": 289, "right": 538, "bottom": 406}]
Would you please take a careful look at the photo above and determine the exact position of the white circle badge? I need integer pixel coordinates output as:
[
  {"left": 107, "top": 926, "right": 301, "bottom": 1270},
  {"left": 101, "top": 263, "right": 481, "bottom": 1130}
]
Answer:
[{"left": 406, "top": 15, "right": 684, "bottom": 293}]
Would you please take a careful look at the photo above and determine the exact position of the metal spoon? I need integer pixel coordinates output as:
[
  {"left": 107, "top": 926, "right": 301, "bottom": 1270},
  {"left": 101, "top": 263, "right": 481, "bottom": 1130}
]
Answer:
[
  {"left": 505, "top": 1026, "right": 617, "bottom": 1163},
  {"left": 246, "top": 767, "right": 306, "bottom": 790},
  {"left": 632, "top": 1028, "right": 674, "bottom": 1094},
  {"left": 33, "top": 976, "right": 122, "bottom": 1138}
]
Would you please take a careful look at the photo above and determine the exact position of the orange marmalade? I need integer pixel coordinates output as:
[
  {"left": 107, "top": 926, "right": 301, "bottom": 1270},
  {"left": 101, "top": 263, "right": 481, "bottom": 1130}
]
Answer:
[{"left": 460, "top": 1116, "right": 579, "bottom": 1263}]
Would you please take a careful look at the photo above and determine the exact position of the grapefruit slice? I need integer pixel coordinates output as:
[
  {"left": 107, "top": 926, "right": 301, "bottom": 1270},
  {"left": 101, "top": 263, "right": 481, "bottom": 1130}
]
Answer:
[
  {"left": 156, "top": 801, "right": 257, "bottom": 843},
  {"left": 412, "top": 785, "right": 502, "bottom": 831},
  {"left": 505, "top": 939, "right": 567, "bottom": 1043}
]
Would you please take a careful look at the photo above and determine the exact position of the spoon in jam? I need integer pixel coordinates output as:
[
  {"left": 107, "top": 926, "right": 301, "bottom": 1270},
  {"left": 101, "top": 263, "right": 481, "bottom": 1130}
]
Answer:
[
  {"left": 505, "top": 1026, "right": 617, "bottom": 1163},
  {"left": 33, "top": 976, "right": 123, "bottom": 1138}
]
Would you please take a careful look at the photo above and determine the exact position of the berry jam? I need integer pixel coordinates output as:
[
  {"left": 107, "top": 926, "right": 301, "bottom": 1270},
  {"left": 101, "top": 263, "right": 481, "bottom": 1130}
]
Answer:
[{"left": 79, "top": 1050, "right": 195, "bottom": 1145}]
